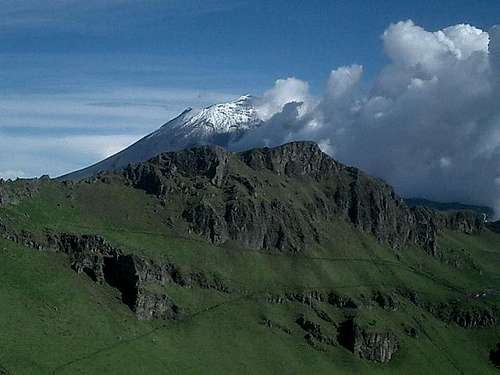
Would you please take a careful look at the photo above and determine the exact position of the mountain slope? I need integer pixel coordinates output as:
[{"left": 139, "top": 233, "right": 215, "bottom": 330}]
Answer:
[
  {"left": 1, "top": 142, "right": 499, "bottom": 374},
  {"left": 59, "top": 95, "right": 262, "bottom": 181},
  {"left": 405, "top": 198, "right": 494, "bottom": 220}
]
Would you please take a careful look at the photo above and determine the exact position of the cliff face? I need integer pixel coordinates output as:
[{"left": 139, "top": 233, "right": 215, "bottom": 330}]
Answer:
[
  {"left": 337, "top": 318, "right": 399, "bottom": 363},
  {"left": 0, "top": 178, "right": 44, "bottom": 207},
  {"left": 106, "top": 142, "right": 483, "bottom": 253},
  {"left": 48, "top": 234, "right": 230, "bottom": 320}
]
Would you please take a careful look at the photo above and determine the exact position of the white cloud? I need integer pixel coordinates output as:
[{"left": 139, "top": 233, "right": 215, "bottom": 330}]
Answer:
[
  {"left": 491, "top": 26, "right": 500, "bottom": 78},
  {"left": 232, "top": 21, "right": 500, "bottom": 215},
  {"left": 256, "top": 77, "right": 313, "bottom": 120},
  {"left": 327, "top": 65, "right": 363, "bottom": 99},
  {"left": 382, "top": 20, "right": 489, "bottom": 72}
]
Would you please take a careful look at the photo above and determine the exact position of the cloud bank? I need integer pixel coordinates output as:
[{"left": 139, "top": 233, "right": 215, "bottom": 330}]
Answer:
[{"left": 233, "top": 20, "right": 500, "bottom": 215}]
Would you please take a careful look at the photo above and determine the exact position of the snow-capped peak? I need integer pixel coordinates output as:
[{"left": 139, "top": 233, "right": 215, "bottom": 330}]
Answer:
[
  {"left": 158, "top": 94, "right": 262, "bottom": 136},
  {"left": 60, "top": 95, "right": 263, "bottom": 181}
]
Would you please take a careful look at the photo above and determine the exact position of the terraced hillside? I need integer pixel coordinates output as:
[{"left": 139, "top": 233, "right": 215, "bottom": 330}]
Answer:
[{"left": 0, "top": 142, "right": 499, "bottom": 375}]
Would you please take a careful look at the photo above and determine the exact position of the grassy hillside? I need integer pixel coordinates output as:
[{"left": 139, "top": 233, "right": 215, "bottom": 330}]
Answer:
[{"left": 1, "top": 178, "right": 500, "bottom": 375}]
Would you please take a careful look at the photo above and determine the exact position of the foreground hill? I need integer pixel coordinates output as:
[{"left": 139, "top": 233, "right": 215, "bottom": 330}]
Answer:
[{"left": 1, "top": 142, "right": 500, "bottom": 374}]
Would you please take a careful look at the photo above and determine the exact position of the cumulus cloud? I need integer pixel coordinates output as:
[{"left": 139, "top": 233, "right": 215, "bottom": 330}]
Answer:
[
  {"left": 232, "top": 20, "right": 500, "bottom": 216},
  {"left": 382, "top": 21, "right": 489, "bottom": 71},
  {"left": 327, "top": 65, "right": 363, "bottom": 99},
  {"left": 491, "top": 26, "right": 500, "bottom": 77},
  {"left": 255, "top": 77, "right": 313, "bottom": 120}
]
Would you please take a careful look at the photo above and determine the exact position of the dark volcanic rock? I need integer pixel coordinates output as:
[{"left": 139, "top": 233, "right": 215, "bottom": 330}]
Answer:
[
  {"left": 135, "top": 289, "right": 181, "bottom": 320},
  {"left": 400, "top": 289, "right": 496, "bottom": 328},
  {"left": 337, "top": 318, "right": 399, "bottom": 363},
  {"left": 239, "top": 141, "right": 339, "bottom": 179},
  {"left": 372, "top": 291, "right": 398, "bottom": 311},
  {"left": 0, "top": 178, "right": 44, "bottom": 207},
  {"left": 296, "top": 316, "right": 335, "bottom": 346},
  {"left": 50, "top": 233, "right": 230, "bottom": 320},
  {"left": 328, "top": 292, "right": 358, "bottom": 309},
  {"left": 433, "top": 302, "right": 496, "bottom": 328},
  {"left": 108, "top": 141, "right": 483, "bottom": 253},
  {"left": 266, "top": 290, "right": 327, "bottom": 306}
]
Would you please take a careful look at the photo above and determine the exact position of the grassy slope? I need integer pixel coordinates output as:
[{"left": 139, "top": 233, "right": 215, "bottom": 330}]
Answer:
[{"left": 1, "top": 182, "right": 500, "bottom": 374}]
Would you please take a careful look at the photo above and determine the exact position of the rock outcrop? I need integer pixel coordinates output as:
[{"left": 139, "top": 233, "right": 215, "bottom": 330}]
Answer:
[
  {"left": 104, "top": 142, "right": 484, "bottom": 254},
  {"left": 337, "top": 318, "right": 399, "bottom": 363},
  {"left": 399, "top": 289, "right": 496, "bottom": 328},
  {"left": 372, "top": 291, "right": 398, "bottom": 311},
  {"left": 328, "top": 292, "right": 358, "bottom": 309},
  {"left": 296, "top": 316, "right": 336, "bottom": 347},
  {"left": 431, "top": 302, "right": 496, "bottom": 328},
  {"left": 52, "top": 234, "right": 179, "bottom": 319},
  {"left": 135, "top": 290, "right": 180, "bottom": 320},
  {"left": 0, "top": 177, "right": 46, "bottom": 207},
  {"left": 266, "top": 290, "right": 327, "bottom": 306},
  {"left": 50, "top": 233, "right": 231, "bottom": 320}
]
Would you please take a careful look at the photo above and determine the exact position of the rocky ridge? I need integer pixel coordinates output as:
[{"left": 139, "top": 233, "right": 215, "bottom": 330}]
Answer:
[{"left": 102, "top": 141, "right": 484, "bottom": 254}]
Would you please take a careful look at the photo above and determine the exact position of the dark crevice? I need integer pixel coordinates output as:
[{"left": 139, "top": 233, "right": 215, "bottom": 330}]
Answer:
[
  {"left": 337, "top": 318, "right": 356, "bottom": 352},
  {"left": 490, "top": 343, "right": 500, "bottom": 367},
  {"left": 103, "top": 255, "right": 139, "bottom": 309}
]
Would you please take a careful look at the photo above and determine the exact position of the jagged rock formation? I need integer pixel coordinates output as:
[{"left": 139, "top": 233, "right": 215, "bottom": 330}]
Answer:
[
  {"left": 0, "top": 178, "right": 44, "bottom": 207},
  {"left": 296, "top": 316, "right": 336, "bottom": 348},
  {"left": 2, "top": 142, "right": 484, "bottom": 255},
  {"left": 412, "top": 207, "right": 485, "bottom": 256},
  {"left": 99, "top": 141, "right": 484, "bottom": 253},
  {"left": 48, "top": 233, "right": 230, "bottom": 320},
  {"left": 399, "top": 289, "right": 496, "bottom": 328},
  {"left": 372, "top": 291, "right": 398, "bottom": 311},
  {"left": 266, "top": 290, "right": 327, "bottom": 306},
  {"left": 430, "top": 302, "right": 496, "bottom": 328},
  {"left": 337, "top": 318, "right": 399, "bottom": 363},
  {"left": 328, "top": 292, "right": 358, "bottom": 309},
  {"left": 266, "top": 290, "right": 360, "bottom": 311},
  {"left": 135, "top": 291, "right": 180, "bottom": 321},
  {"left": 0, "top": 218, "right": 45, "bottom": 251},
  {"left": 52, "top": 234, "right": 179, "bottom": 320}
]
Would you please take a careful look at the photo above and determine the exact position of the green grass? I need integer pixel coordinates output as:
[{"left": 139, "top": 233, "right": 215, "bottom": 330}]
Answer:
[{"left": 1, "top": 181, "right": 500, "bottom": 374}]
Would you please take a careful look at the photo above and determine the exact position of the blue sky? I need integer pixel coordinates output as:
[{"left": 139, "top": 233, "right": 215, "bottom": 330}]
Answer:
[{"left": 1, "top": 0, "right": 499, "bottom": 178}]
